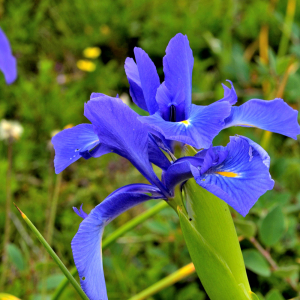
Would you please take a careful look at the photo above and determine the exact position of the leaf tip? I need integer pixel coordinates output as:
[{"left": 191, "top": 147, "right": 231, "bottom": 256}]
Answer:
[{"left": 14, "top": 203, "right": 27, "bottom": 219}]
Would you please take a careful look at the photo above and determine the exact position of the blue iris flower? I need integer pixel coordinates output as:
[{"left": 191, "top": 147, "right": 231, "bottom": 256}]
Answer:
[
  {"left": 125, "top": 33, "right": 300, "bottom": 147},
  {"left": 0, "top": 27, "right": 17, "bottom": 84},
  {"left": 51, "top": 33, "right": 300, "bottom": 300}
]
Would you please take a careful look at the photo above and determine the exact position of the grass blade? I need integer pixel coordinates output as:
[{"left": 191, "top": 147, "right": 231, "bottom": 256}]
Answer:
[{"left": 14, "top": 204, "right": 89, "bottom": 300}]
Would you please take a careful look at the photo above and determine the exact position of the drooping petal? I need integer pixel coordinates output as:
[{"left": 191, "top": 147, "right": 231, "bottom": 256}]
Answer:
[
  {"left": 224, "top": 98, "right": 300, "bottom": 139},
  {"left": 52, "top": 124, "right": 109, "bottom": 174},
  {"left": 217, "top": 80, "right": 237, "bottom": 105},
  {"left": 139, "top": 101, "right": 231, "bottom": 149},
  {"left": 71, "top": 184, "right": 165, "bottom": 300},
  {"left": 236, "top": 135, "right": 270, "bottom": 168},
  {"left": 163, "top": 33, "right": 194, "bottom": 119},
  {"left": 0, "top": 28, "right": 17, "bottom": 84},
  {"left": 124, "top": 57, "right": 148, "bottom": 111},
  {"left": 133, "top": 47, "right": 160, "bottom": 114},
  {"left": 193, "top": 136, "right": 274, "bottom": 216},
  {"left": 84, "top": 96, "right": 169, "bottom": 195}
]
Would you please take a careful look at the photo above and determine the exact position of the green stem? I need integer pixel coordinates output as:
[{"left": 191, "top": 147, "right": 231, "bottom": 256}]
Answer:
[
  {"left": 127, "top": 263, "right": 196, "bottom": 300},
  {"left": 0, "top": 138, "right": 13, "bottom": 289},
  {"left": 51, "top": 201, "right": 168, "bottom": 300},
  {"left": 42, "top": 172, "right": 62, "bottom": 299},
  {"left": 14, "top": 204, "right": 89, "bottom": 300},
  {"left": 278, "top": 0, "right": 296, "bottom": 57}
]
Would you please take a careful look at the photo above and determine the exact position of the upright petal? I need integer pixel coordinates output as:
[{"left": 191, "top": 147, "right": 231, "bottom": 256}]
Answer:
[
  {"left": 193, "top": 136, "right": 274, "bottom": 216},
  {"left": 71, "top": 184, "right": 165, "bottom": 300},
  {"left": 163, "top": 33, "right": 194, "bottom": 118},
  {"left": 224, "top": 98, "right": 300, "bottom": 139},
  {"left": 124, "top": 57, "right": 148, "bottom": 111},
  {"left": 84, "top": 96, "right": 169, "bottom": 195},
  {"left": 217, "top": 80, "right": 237, "bottom": 105},
  {"left": 139, "top": 101, "right": 231, "bottom": 149},
  {"left": 0, "top": 28, "right": 17, "bottom": 84},
  {"left": 156, "top": 82, "right": 186, "bottom": 122},
  {"left": 134, "top": 47, "right": 160, "bottom": 114},
  {"left": 52, "top": 124, "right": 109, "bottom": 174}
]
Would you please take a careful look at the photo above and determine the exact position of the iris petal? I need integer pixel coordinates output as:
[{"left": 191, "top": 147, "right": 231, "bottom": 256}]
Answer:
[
  {"left": 125, "top": 48, "right": 160, "bottom": 114},
  {"left": 163, "top": 33, "right": 194, "bottom": 118},
  {"left": 52, "top": 124, "right": 106, "bottom": 174},
  {"left": 217, "top": 80, "right": 237, "bottom": 105},
  {"left": 124, "top": 57, "right": 148, "bottom": 111},
  {"left": 84, "top": 96, "right": 168, "bottom": 194},
  {"left": 224, "top": 98, "right": 300, "bottom": 139},
  {"left": 148, "top": 134, "right": 171, "bottom": 171},
  {"left": 71, "top": 184, "right": 164, "bottom": 300},
  {"left": 134, "top": 47, "right": 160, "bottom": 114},
  {"left": 0, "top": 28, "right": 17, "bottom": 84},
  {"left": 194, "top": 136, "right": 274, "bottom": 216},
  {"left": 139, "top": 101, "right": 231, "bottom": 149}
]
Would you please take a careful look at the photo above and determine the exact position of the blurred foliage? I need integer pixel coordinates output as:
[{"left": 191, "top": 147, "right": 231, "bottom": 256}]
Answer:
[{"left": 0, "top": 0, "right": 300, "bottom": 299}]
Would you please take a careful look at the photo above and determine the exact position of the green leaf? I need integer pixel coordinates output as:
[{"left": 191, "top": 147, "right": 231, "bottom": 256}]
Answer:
[
  {"left": 178, "top": 207, "right": 250, "bottom": 300},
  {"left": 259, "top": 206, "right": 285, "bottom": 247},
  {"left": 265, "top": 290, "right": 285, "bottom": 300},
  {"left": 38, "top": 274, "right": 65, "bottom": 291},
  {"left": 249, "top": 292, "right": 261, "bottom": 300},
  {"left": 273, "top": 265, "right": 299, "bottom": 278},
  {"left": 7, "top": 243, "right": 25, "bottom": 271},
  {"left": 234, "top": 219, "right": 257, "bottom": 238},
  {"left": 183, "top": 180, "right": 250, "bottom": 291},
  {"left": 242, "top": 249, "right": 271, "bottom": 277}
]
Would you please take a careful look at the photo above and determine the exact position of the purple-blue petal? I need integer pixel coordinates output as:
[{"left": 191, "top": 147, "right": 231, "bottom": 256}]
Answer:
[
  {"left": 148, "top": 134, "right": 171, "bottom": 171},
  {"left": 52, "top": 124, "right": 105, "bottom": 174},
  {"left": 71, "top": 184, "right": 165, "bottom": 300},
  {"left": 73, "top": 204, "right": 88, "bottom": 219},
  {"left": 84, "top": 96, "right": 168, "bottom": 195},
  {"left": 0, "top": 28, "right": 17, "bottom": 85},
  {"left": 194, "top": 136, "right": 274, "bottom": 216},
  {"left": 162, "top": 157, "right": 202, "bottom": 192},
  {"left": 163, "top": 33, "right": 194, "bottom": 118},
  {"left": 139, "top": 101, "right": 231, "bottom": 149},
  {"left": 217, "top": 80, "right": 238, "bottom": 105},
  {"left": 133, "top": 47, "right": 160, "bottom": 114},
  {"left": 224, "top": 98, "right": 300, "bottom": 139},
  {"left": 124, "top": 57, "right": 148, "bottom": 111}
]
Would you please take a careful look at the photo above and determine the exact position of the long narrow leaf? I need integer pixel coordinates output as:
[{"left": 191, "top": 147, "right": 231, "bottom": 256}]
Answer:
[{"left": 14, "top": 204, "right": 89, "bottom": 300}]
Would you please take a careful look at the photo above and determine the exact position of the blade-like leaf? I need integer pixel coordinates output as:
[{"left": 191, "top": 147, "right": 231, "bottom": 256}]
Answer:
[
  {"left": 178, "top": 206, "right": 250, "bottom": 300},
  {"left": 183, "top": 180, "right": 250, "bottom": 291}
]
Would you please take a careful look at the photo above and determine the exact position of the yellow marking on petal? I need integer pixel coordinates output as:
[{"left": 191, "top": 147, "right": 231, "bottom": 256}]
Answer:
[
  {"left": 83, "top": 47, "right": 101, "bottom": 59},
  {"left": 77, "top": 60, "right": 96, "bottom": 72},
  {"left": 180, "top": 120, "right": 190, "bottom": 126},
  {"left": 215, "top": 171, "right": 238, "bottom": 177}
]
